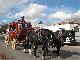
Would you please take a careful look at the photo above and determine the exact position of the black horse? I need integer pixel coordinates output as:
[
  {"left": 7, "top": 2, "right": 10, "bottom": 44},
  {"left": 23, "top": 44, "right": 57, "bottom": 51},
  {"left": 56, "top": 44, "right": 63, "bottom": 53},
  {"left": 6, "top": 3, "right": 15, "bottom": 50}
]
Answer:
[
  {"left": 36, "top": 29, "right": 64, "bottom": 59},
  {"left": 23, "top": 29, "right": 49, "bottom": 58},
  {"left": 23, "top": 30, "right": 40, "bottom": 57},
  {"left": 23, "top": 28, "right": 64, "bottom": 59}
]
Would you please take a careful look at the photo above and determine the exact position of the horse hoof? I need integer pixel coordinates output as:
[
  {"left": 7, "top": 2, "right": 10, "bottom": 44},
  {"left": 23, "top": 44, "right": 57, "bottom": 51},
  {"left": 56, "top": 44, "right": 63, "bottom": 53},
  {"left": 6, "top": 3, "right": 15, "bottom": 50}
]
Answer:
[
  {"left": 50, "top": 56, "right": 52, "bottom": 58},
  {"left": 34, "top": 56, "right": 36, "bottom": 58},
  {"left": 42, "top": 56, "right": 45, "bottom": 60},
  {"left": 29, "top": 53, "right": 31, "bottom": 55},
  {"left": 23, "top": 49, "right": 26, "bottom": 52},
  {"left": 54, "top": 56, "right": 57, "bottom": 58},
  {"left": 57, "top": 56, "right": 60, "bottom": 58},
  {"left": 55, "top": 56, "right": 60, "bottom": 58}
]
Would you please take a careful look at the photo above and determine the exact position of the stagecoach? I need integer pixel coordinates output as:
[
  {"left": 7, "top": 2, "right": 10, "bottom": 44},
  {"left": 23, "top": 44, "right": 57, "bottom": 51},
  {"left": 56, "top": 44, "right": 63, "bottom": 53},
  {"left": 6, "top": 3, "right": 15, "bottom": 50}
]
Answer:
[
  {"left": 5, "top": 16, "right": 34, "bottom": 50},
  {"left": 4, "top": 16, "right": 63, "bottom": 59}
]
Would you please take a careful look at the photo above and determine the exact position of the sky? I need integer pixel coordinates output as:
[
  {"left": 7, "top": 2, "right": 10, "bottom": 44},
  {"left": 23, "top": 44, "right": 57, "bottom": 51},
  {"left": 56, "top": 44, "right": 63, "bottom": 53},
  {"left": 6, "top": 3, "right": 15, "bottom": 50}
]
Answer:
[{"left": 0, "top": 0, "right": 80, "bottom": 24}]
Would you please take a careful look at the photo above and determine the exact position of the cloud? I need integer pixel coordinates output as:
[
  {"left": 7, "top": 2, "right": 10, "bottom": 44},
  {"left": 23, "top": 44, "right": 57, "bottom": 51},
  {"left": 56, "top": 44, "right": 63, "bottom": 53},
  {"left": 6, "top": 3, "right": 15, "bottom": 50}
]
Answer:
[
  {"left": 74, "top": 10, "right": 80, "bottom": 16},
  {"left": 15, "top": 3, "right": 47, "bottom": 20},
  {"left": 48, "top": 11, "right": 71, "bottom": 20},
  {"left": 48, "top": 10, "right": 80, "bottom": 22},
  {"left": 41, "top": 13, "right": 47, "bottom": 17},
  {"left": 0, "top": 0, "right": 27, "bottom": 15},
  {"left": 2, "top": 20, "right": 7, "bottom": 22},
  {"left": 69, "top": 10, "right": 80, "bottom": 21},
  {"left": 29, "top": 18, "right": 39, "bottom": 23}
]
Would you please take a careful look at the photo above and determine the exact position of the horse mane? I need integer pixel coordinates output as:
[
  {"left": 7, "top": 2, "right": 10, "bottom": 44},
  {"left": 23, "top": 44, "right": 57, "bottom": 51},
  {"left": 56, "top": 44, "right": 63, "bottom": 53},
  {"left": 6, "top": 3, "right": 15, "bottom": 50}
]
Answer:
[{"left": 38, "top": 28, "right": 56, "bottom": 39}]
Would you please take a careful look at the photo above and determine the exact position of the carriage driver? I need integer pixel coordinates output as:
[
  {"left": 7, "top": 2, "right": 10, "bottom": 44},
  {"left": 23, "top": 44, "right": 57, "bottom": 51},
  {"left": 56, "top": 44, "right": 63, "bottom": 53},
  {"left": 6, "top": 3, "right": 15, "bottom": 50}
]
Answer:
[{"left": 20, "top": 16, "right": 26, "bottom": 29}]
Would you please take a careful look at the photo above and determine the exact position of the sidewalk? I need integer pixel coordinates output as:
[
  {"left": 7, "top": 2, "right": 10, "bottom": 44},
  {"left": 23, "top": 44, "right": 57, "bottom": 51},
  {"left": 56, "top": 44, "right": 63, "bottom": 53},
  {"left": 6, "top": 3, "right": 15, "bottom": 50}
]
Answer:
[{"left": 64, "top": 45, "right": 80, "bottom": 48}]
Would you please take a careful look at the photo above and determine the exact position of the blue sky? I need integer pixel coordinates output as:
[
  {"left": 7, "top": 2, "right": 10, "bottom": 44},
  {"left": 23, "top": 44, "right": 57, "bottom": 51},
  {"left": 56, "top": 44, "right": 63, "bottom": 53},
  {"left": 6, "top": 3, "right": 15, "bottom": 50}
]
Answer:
[{"left": 0, "top": 0, "right": 80, "bottom": 24}]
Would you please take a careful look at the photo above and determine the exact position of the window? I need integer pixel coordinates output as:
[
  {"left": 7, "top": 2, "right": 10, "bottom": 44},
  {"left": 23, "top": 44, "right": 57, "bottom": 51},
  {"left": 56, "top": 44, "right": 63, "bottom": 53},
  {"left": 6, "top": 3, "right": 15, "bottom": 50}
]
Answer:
[{"left": 74, "top": 26, "right": 79, "bottom": 32}]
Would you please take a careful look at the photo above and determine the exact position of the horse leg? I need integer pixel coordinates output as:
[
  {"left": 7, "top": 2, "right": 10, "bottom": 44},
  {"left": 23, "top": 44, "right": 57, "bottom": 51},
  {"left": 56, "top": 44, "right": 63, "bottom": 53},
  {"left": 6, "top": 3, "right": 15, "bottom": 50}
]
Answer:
[
  {"left": 23, "top": 43, "right": 29, "bottom": 52},
  {"left": 23, "top": 39, "right": 29, "bottom": 52},
  {"left": 29, "top": 49, "right": 32, "bottom": 55},
  {"left": 34, "top": 48, "right": 37, "bottom": 56},
  {"left": 56, "top": 46, "right": 60, "bottom": 56},
  {"left": 42, "top": 46, "right": 46, "bottom": 59},
  {"left": 46, "top": 46, "right": 49, "bottom": 53},
  {"left": 33, "top": 48, "right": 37, "bottom": 58},
  {"left": 42, "top": 50, "right": 46, "bottom": 60},
  {"left": 23, "top": 44, "right": 26, "bottom": 52},
  {"left": 33, "top": 45, "right": 37, "bottom": 58},
  {"left": 28, "top": 43, "right": 32, "bottom": 55}
]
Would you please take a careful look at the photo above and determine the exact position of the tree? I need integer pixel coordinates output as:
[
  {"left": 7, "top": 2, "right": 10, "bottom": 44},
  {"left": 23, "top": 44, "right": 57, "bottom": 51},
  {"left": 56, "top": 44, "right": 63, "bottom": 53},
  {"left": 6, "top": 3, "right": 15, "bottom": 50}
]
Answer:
[{"left": 0, "top": 24, "right": 8, "bottom": 34}]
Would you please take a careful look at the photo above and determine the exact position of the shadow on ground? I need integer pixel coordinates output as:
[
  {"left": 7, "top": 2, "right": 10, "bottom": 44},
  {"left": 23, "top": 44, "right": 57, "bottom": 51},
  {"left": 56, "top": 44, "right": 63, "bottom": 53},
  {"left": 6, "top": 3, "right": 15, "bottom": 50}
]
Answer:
[{"left": 45, "top": 50, "right": 80, "bottom": 59}]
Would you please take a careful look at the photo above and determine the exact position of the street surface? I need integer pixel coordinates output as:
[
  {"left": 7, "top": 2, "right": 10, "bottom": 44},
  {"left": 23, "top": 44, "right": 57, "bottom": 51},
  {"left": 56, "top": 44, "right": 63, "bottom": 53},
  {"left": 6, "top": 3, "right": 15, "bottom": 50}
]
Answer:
[{"left": 0, "top": 35, "right": 80, "bottom": 60}]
